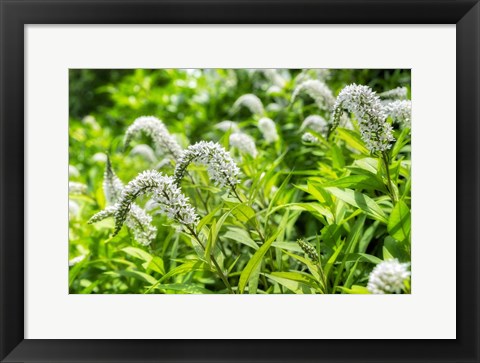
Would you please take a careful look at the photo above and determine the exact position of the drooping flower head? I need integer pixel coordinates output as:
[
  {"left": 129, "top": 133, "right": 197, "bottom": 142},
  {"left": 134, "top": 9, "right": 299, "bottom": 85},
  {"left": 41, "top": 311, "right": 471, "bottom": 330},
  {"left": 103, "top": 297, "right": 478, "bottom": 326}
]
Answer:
[
  {"left": 291, "top": 80, "right": 335, "bottom": 111},
  {"left": 124, "top": 116, "right": 182, "bottom": 160},
  {"left": 229, "top": 132, "right": 258, "bottom": 158},
  {"left": 383, "top": 100, "right": 412, "bottom": 128},
  {"left": 232, "top": 94, "right": 264, "bottom": 116},
  {"left": 258, "top": 117, "right": 279, "bottom": 143},
  {"left": 215, "top": 120, "right": 240, "bottom": 133},
  {"left": 301, "top": 115, "right": 329, "bottom": 137},
  {"left": 97, "top": 170, "right": 198, "bottom": 237},
  {"left": 379, "top": 87, "right": 408, "bottom": 100},
  {"left": 261, "top": 69, "right": 287, "bottom": 88},
  {"left": 69, "top": 182, "right": 87, "bottom": 195},
  {"left": 297, "top": 239, "right": 319, "bottom": 263},
  {"left": 331, "top": 84, "right": 395, "bottom": 153},
  {"left": 103, "top": 156, "right": 124, "bottom": 204},
  {"left": 174, "top": 141, "right": 240, "bottom": 189},
  {"left": 90, "top": 159, "right": 158, "bottom": 246},
  {"left": 367, "top": 259, "right": 410, "bottom": 294}
]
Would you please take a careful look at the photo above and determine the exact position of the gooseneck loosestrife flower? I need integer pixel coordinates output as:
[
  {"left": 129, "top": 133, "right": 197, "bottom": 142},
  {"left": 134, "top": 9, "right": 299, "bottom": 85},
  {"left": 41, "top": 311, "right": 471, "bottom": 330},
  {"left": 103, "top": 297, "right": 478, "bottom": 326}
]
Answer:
[
  {"left": 379, "top": 86, "right": 408, "bottom": 100},
  {"left": 301, "top": 115, "right": 329, "bottom": 137},
  {"left": 89, "top": 157, "right": 157, "bottom": 246},
  {"left": 232, "top": 94, "right": 264, "bottom": 116},
  {"left": 258, "top": 117, "right": 279, "bottom": 143},
  {"left": 215, "top": 120, "right": 240, "bottom": 133},
  {"left": 384, "top": 100, "right": 412, "bottom": 128},
  {"left": 124, "top": 116, "right": 182, "bottom": 161},
  {"left": 297, "top": 239, "right": 319, "bottom": 263},
  {"left": 367, "top": 259, "right": 410, "bottom": 294},
  {"left": 111, "top": 170, "right": 199, "bottom": 237},
  {"left": 301, "top": 132, "right": 319, "bottom": 144},
  {"left": 291, "top": 79, "right": 336, "bottom": 111},
  {"left": 331, "top": 84, "right": 397, "bottom": 201},
  {"left": 229, "top": 133, "right": 258, "bottom": 158},
  {"left": 69, "top": 181, "right": 87, "bottom": 195},
  {"left": 174, "top": 141, "right": 240, "bottom": 191},
  {"left": 331, "top": 84, "right": 395, "bottom": 153}
]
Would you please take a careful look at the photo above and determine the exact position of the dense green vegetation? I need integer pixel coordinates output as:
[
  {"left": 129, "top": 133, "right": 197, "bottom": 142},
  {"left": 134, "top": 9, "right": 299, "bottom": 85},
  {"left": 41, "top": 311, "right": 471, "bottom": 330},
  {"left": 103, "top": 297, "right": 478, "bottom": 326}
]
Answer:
[{"left": 69, "top": 69, "right": 411, "bottom": 294}]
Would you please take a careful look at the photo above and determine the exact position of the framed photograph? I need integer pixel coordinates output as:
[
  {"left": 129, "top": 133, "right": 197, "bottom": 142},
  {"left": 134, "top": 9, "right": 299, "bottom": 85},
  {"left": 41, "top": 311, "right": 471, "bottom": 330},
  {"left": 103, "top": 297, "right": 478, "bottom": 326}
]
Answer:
[{"left": 1, "top": 1, "right": 479, "bottom": 362}]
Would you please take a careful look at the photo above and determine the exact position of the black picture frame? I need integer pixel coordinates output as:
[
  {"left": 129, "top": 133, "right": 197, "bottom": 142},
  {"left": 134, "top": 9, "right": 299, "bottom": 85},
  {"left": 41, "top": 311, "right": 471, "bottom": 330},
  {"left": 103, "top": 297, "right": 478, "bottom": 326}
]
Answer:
[{"left": 1, "top": 1, "right": 479, "bottom": 362}]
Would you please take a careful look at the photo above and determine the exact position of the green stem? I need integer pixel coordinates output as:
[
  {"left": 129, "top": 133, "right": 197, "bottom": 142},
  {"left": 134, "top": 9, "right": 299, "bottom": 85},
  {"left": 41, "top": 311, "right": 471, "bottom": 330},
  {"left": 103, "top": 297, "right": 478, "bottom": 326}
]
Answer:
[
  {"left": 187, "top": 227, "right": 234, "bottom": 294},
  {"left": 381, "top": 152, "right": 397, "bottom": 203}
]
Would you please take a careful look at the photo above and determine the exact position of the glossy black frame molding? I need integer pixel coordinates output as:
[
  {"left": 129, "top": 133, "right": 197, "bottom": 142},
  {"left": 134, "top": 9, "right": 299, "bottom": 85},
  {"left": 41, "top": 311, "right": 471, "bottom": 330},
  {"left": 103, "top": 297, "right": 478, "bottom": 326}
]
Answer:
[{"left": 1, "top": 0, "right": 479, "bottom": 362}]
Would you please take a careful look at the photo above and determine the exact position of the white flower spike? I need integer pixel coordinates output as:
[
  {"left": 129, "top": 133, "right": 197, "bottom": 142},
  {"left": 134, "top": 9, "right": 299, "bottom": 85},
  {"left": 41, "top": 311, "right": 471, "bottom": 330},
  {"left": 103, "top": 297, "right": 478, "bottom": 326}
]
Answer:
[
  {"left": 124, "top": 116, "right": 182, "bottom": 160},
  {"left": 229, "top": 132, "right": 258, "bottom": 158},
  {"left": 232, "top": 94, "right": 264, "bottom": 116},
  {"left": 258, "top": 117, "right": 279, "bottom": 143},
  {"left": 174, "top": 141, "right": 240, "bottom": 189},
  {"left": 384, "top": 100, "right": 412, "bottom": 128},
  {"left": 291, "top": 79, "right": 335, "bottom": 111},
  {"left": 331, "top": 84, "right": 395, "bottom": 153},
  {"left": 367, "top": 259, "right": 410, "bottom": 294},
  {"left": 301, "top": 115, "right": 329, "bottom": 137},
  {"left": 379, "top": 87, "right": 408, "bottom": 100}
]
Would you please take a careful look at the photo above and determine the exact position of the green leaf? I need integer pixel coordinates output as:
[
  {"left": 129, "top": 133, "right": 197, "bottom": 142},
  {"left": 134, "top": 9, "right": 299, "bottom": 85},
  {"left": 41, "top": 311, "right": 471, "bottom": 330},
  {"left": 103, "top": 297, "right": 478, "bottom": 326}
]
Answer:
[
  {"left": 106, "top": 270, "right": 158, "bottom": 285},
  {"left": 336, "top": 128, "right": 369, "bottom": 155},
  {"left": 142, "top": 256, "right": 165, "bottom": 275},
  {"left": 121, "top": 247, "right": 153, "bottom": 262},
  {"left": 159, "top": 260, "right": 211, "bottom": 283},
  {"left": 322, "top": 175, "right": 387, "bottom": 193},
  {"left": 223, "top": 227, "right": 259, "bottom": 250},
  {"left": 337, "top": 285, "right": 371, "bottom": 294},
  {"left": 154, "top": 283, "right": 213, "bottom": 294},
  {"left": 238, "top": 219, "right": 284, "bottom": 294},
  {"left": 388, "top": 200, "right": 411, "bottom": 241},
  {"left": 264, "top": 272, "right": 318, "bottom": 294},
  {"left": 324, "top": 187, "right": 388, "bottom": 224}
]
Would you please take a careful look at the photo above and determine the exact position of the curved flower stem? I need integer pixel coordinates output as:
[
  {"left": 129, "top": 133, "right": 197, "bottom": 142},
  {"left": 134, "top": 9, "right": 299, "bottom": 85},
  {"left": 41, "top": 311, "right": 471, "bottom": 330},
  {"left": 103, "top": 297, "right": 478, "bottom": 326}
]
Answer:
[
  {"left": 186, "top": 227, "right": 234, "bottom": 294},
  {"left": 381, "top": 152, "right": 398, "bottom": 203},
  {"left": 231, "top": 185, "right": 244, "bottom": 203}
]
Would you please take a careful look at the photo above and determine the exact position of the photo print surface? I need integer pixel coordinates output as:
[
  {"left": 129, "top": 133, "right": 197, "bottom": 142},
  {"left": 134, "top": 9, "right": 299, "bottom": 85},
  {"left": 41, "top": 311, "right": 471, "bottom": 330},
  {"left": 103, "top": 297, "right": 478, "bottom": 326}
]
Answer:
[{"left": 69, "top": 69, "right": 411, "bottom": 294}]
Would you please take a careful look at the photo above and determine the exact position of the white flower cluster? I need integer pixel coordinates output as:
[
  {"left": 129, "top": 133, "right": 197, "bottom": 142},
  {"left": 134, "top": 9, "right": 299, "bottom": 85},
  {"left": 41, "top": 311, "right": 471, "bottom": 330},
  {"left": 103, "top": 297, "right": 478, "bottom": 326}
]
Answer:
[
  {"left": 100, "top": 170, "right": 198, "bottom": 236},
  {"left": 261, "top": 69, "right": 287, "bottom": 88},
  {"left": 384, "top": 100, "right": 412, "bottom": 128},
  {"left": 69, "top": 181, "right": 87, "bottom": 195},
  {"left": 69, "top": 200, "right": 80, "bottom": 220},
  {"left": 232, "top": 94, "right": 264, "bottom": 116},
  {"left": 291, "top": 79, "right": 335, "bottom": 111},
  {"left": 103, "top": 158, "right": 124, "bottom": 204},
  {"left": 91, "top": 158, "right": 158, "bottom": 246},
  {"left": 126, "top": 204, "right": 158, "bottom": 246},
  {"left": 69, "top": 254, "right": 86, "bottom": 267},
  {"left": 229, "top": 132, "right": 258, "bottom": 157},
  {"left": 331, "top": 84, "right": 395, "bottom": 153},
  {"left": 69, "top": 165, "right": 80, "bottom": 178},
  {"left": 258, "top": 117, "right": 279, "bottom": 143},
  {"left": 174, "top": 141, "right": 240, "bottom": 189},
  {"left": 367, "top": 259, "right": 410, "bottom": 294},
  {"left": 124, "top": 116, "right": 182, "bottom": 160},
  {"left": 215, "top": 120, "right": 240, "bottom": 132},
  {"left": 301, "top": 132, "right": 319, "bottom": 144},
  {"left": 379, "top": 87, "right": 408, "bottom": 100},
  {"left": 294, "top": 69, "right": 331, "bottom": 85},
  {"left": 301, "top": 115, "right": 329, "bottom": 137}
]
